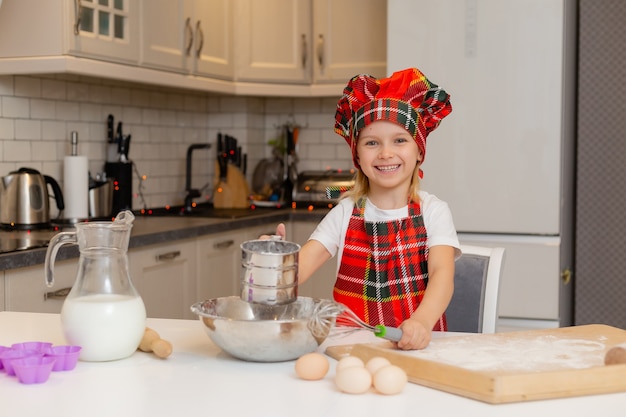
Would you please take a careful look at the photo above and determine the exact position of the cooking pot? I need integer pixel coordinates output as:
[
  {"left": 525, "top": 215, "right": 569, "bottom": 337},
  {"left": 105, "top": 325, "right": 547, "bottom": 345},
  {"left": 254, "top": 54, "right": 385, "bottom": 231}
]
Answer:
[{"left": 0, "top": 167, "right": 65, "bottom": 229}]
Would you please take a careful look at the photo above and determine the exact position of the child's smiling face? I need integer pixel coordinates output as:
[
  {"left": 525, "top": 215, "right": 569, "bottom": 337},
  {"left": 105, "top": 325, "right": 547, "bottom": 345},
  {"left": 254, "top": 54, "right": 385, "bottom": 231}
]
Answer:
[{"left": 356, "top": 120, "right": 422, "bottom": 192}]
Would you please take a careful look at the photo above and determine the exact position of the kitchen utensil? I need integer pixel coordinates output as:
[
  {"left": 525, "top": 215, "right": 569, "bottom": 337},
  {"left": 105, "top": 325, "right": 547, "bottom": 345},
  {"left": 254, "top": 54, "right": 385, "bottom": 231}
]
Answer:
[
  {"left": 251, "top": 154, "right": 284, "bottom": 199},
  {"left": 88, "top": 177, "right": 114, "bottom": 218},
  {"left": 44, "top": 210, "right": 147, "bottom": 362},
  {"left": 12, "top": 356, "right": 56, "bottom": 384},
  {"left": 106, "top": 114, "right": 118, "bottom": 162},
  {"left": 240, "top": 237, "right": 300, "bottom": 305},
  {"left": 105, "top": 161, "right": 133, "bottom": 213},
  {"left": 213, "top": 164, "right": 250, "bottom": 209},
  {"left": 0, "top": 349, "right": 42, "bottom": 376},
  {"left": 190, "top": 296, "right": 338, "bottom": 362},
  {"left": 11, "top": 341, "right": 53, "bottom": 353},
  {"left": 118, "top": 134, "right": 131, "bottom": 162},
  {"left": 0, "top": 167, "right": 65, "bottom": 229},
  {"left": 45, "top": 345, "right": 81, "bottom": 371},
  {"left": 325, "top": 324, "right": 626, "bottom": 404},
  {"left": 308, "top": 300, "right": 402, "bottom": 342}
]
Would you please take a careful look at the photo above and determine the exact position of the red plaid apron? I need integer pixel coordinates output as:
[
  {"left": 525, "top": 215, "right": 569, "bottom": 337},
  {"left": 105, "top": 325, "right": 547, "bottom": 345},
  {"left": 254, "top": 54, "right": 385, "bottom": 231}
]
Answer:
[{"left": 333, "top": 199, "right": 446, "bottom": 330}]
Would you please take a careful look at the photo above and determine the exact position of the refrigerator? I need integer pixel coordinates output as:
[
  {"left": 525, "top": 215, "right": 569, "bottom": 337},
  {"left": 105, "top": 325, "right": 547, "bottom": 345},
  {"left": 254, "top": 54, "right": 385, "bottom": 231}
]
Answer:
[{"left": 387, "top": 0, "right": 577, "bottom": 330}]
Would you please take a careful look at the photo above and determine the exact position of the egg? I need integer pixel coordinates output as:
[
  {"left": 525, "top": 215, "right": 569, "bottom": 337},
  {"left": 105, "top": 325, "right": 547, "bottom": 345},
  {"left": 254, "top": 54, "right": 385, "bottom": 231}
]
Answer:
[
  {"left": 294, "top": 352, "right": 330, "bottom": 380},
  {"left": 335, "top": 366, "right": 372, "bottom": 394},
  {"left": 372, "top": 365, "right": 408, "bottom": 395},
  {"left": 365, "top": 356, "right": 391, "bottom": 376},
  {"left": 336, "top": 355, "right": 365, "bottom": 372}
]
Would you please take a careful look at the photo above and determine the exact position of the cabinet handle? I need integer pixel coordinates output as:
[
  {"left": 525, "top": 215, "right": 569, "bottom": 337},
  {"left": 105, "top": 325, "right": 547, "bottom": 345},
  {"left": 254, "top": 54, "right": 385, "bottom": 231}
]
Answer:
[
  {"left": 156, "top": 250, "right": 181, "bottom": 262},
  {"left": 317, "top": 34, "right": 324, "bottom": 69},
  {"left": 301, "top": 34, "right": 308, "bottom": 68},
  {"left": 195, "top": 20, "right": 204, "bottom": 58},
  {"left": 184, "top": 17, "right": 194, "bottom": 56},
  {"left": 73, "top": 0, "right": 82, "bottom": 35},
  {"left": 45, "top": 287, "right": 72, "bottom": 301},
  {"left": 214, "top": 239, "right": 235, "bottom": 250}
]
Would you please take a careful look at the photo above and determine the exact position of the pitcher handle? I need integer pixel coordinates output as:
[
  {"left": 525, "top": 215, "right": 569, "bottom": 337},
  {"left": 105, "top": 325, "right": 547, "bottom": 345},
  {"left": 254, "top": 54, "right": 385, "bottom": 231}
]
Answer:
[{"left": 44, "top": 231, "right": 77, "bottom": 288}]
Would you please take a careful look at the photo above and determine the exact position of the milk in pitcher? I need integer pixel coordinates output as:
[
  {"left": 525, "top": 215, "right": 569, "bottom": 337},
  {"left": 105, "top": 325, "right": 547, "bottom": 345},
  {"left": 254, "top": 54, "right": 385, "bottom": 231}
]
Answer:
[{"left": 61, "top": 294, "right": 146, "bottom": 362}]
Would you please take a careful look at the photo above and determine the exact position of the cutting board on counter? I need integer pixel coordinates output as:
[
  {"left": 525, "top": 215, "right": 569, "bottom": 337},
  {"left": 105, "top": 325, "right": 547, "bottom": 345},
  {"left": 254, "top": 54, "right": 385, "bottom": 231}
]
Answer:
[
  {"left": 325, "top": 324, "right": 626, "bottom": 404},
  {"left": 214, "top": 164, "right": 250, "bottom": 209}
]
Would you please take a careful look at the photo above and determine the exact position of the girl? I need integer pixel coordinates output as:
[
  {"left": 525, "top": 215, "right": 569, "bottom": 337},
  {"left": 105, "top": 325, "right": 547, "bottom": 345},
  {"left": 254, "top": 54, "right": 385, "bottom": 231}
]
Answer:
[{"left": 276, "top": 68, "right": 460, "bottom": 350}]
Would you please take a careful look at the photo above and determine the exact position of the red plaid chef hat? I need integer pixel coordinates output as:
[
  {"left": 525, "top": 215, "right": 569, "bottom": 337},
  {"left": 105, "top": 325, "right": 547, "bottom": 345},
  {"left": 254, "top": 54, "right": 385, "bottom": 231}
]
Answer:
[{"left": 334, "top": 68, "right": 452, "bottom": 168}]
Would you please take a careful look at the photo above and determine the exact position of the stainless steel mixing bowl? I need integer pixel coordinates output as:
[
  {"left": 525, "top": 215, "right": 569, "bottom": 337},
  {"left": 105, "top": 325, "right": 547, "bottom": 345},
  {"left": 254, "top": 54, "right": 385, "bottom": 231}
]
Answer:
[{"left": 190, "top": 296, "right": 336, "bottom": 362}]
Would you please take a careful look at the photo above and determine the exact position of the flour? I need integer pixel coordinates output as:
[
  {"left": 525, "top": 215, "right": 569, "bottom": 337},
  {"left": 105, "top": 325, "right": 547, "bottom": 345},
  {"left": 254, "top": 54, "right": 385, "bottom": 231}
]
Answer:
[{"left": 410, "top": 334, "right": 608, "bottom": 372}]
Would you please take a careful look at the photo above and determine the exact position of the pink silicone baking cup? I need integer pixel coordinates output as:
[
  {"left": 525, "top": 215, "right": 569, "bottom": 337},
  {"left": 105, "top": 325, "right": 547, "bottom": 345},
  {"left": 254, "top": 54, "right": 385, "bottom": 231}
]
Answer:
[
  {"left": 0, "top": 349, "right": 43, "bottom": 376},
  {"left": 45, "top": 345, "right": 81, "bottom": 371},
  {"left": 11, "top": 341, "right": 53, "bottom": 353},
  {"left": 11, "top": 356, "right": 57, "bottom": 384}
]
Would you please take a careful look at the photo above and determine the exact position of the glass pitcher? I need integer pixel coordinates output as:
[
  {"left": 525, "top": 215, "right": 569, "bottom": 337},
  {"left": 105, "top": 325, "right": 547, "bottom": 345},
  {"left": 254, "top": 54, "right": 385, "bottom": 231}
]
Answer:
[{"left": 44, "top": 211, "right": 146, "bottom": 362}]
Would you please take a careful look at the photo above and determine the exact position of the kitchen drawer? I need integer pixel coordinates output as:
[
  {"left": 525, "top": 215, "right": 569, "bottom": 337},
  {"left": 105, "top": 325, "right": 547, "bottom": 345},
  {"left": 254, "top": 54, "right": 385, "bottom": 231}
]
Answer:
[
  {"left": 129, "top": 239, "right": 197, "bottom": 320},
  {"left": 196, "top": 230, "right": 246, "bottom": 300},
  {"left": 4, "top": 260, "right": 78, "bottom": 314}
]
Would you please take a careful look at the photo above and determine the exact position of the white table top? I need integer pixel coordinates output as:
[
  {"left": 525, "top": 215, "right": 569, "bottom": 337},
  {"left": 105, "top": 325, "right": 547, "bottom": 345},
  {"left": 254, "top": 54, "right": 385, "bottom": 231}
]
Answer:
[{"left": 1, "top": 311, "right": 625, "bottom": 417}]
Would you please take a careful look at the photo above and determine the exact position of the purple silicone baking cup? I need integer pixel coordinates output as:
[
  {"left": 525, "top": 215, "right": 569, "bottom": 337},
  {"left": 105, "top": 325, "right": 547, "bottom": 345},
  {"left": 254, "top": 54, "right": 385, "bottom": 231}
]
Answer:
[
  {"left": 45, "top": 345, "right": 81, "bottom": 371},
  {"left": 11, "top": 356, "right": 57, "bottom": 384},
  {"left": 0, "top": 346, "right": 9, "bottom": 370},
  {"left": 11, "top": 341, "right": 53, "bottom": 353},
  {"left": 0, "top": 349, "right": 43, "bottom": 376}
]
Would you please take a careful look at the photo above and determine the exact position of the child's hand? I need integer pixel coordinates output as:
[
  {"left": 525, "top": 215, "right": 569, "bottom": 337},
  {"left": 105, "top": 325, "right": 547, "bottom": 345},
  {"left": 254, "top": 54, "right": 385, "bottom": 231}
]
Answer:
[
  {"left": 397, "top": 318, "right": 431, "bottom": 350},
  {"left": 275, "top": 223, "right": 286, "bottom": 239},
  {"left": 259, "top": 223, "right": 287, "bottom": 240}
]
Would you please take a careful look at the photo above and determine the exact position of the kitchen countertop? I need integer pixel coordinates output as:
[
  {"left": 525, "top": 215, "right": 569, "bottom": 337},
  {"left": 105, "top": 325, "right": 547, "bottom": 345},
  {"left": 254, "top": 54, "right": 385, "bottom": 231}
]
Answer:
[
  {"left": 0, "top": 208, "right": 327, "bottom": 271},
  {"left": 1, "top": 311, "right": 625, "bottom": 417}
]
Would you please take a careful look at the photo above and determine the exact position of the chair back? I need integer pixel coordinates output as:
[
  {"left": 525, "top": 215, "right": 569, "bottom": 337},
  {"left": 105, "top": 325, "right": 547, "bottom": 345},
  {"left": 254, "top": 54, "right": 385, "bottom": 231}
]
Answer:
[{"left": 445, "top": 245, "right": 505, "bottom": 333}]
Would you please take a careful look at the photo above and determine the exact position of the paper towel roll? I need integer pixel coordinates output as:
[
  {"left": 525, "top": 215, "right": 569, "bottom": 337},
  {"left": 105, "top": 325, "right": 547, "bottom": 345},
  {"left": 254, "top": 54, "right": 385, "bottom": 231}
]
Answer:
[{"left": 63, "top": 155, "right": 89, "bottom": 220}]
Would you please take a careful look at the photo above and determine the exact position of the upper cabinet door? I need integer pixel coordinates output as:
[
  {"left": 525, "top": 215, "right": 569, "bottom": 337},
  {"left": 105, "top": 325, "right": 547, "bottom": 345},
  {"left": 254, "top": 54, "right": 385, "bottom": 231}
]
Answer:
[
  {"left": 312, "top": 0, "right": 387, "bottom": 83},
  {"left": 234, "top": 0, "right": 312, "bottom": 84},
  {"left": 140, "top": 0, "right": 233, "bottom": 79},
  {"left": 192, "top": 0, "right": 234, "bottom": 79},
  {"left": 69, "top": 0, "right": 140, "bottom": 63},
  {"left": 140, "top": 0, "right": 193, "bottom": 73}
]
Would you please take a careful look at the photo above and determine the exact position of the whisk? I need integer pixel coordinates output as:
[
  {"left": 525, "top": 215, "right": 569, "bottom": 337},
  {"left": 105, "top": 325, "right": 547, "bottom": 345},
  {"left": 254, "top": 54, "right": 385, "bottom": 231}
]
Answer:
[{"left": 308, "top": 300, "right": 403, "bottom": 342}]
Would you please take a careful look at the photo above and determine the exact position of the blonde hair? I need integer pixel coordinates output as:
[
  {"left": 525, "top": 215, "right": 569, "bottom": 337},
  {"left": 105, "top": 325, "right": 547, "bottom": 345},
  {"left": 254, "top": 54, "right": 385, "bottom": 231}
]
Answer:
[{"left": 344, "top": 164, "right": 422, "bottom": 204}]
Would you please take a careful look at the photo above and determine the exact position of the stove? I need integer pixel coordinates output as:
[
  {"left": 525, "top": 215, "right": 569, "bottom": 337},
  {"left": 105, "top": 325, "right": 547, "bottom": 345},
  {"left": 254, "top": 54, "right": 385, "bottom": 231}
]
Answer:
[{"left": 0, "top": 237, "right": 49, "bottom": 253}]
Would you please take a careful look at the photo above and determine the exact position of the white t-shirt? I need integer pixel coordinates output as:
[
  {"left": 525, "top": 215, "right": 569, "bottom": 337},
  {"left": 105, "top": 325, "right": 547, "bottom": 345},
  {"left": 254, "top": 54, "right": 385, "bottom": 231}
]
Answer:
[{"left": 309, "top": 191, "right": 461, "bottom": 274}]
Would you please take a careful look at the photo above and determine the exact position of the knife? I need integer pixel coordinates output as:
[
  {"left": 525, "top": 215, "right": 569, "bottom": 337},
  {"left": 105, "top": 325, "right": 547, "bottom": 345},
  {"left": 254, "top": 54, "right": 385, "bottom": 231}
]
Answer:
[
  {"left": 119, "top": 134, "right": 131, "bottom": 162},
  {"left": 107, "top": 114, "right": 115, "bottom": 143}
]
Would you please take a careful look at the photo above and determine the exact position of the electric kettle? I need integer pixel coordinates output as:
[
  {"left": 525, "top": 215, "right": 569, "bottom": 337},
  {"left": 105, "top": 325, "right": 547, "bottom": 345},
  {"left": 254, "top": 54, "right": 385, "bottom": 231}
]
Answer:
[{"left": 0, "top": 167, "right": 65, "bottom": 229}]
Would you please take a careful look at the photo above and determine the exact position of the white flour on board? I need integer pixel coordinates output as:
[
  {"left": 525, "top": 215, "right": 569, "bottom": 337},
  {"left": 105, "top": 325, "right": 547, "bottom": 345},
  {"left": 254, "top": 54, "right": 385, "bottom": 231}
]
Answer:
[{"left": 410, "top": 334, "right": 608, "bottom": 372}]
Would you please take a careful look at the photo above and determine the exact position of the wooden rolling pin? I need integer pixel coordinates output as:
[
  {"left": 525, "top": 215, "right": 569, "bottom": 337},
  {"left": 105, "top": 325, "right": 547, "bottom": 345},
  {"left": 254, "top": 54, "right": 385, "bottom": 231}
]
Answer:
[
  {"left": 604, "top": 342, "right": 626, "bottom": 365},
  {"left": 138, "top": 327, "right": 173, "bottom": 359}
]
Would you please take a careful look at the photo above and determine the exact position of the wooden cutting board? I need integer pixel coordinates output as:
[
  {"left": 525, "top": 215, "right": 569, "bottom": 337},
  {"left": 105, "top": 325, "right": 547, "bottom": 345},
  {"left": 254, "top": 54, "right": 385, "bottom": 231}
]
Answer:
[
  {"left": 213, "top": 164, "right": 250, "bottom": 209},
  {"left": 325, "top": 324, "right": 626, "bottom": 404}
]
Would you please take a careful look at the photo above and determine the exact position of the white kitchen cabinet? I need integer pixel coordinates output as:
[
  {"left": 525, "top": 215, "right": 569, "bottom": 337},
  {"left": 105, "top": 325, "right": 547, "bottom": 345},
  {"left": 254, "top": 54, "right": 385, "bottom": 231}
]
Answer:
[
  {"left": 0, "top": 0, "right": 139, "bottom": 64},
  {"left": 4, "top": 260, "right": 78, "bottom": 314},
  {"left": 311, "top": 0, "right": 387, "bottom": 83},
  {"left": 196, "top": 223, "right": 294, "bottom": 302},
  {"left": 128, "top": 239, "right": 197, "bottom": 320},
  {"left": 291, "top": 221, "right": 336, "bottom": 300},
  {"left": 234, "top": 0, "right": 387, "bottom": 84},
  {"left": 140, "top": 0, "right": 234, "bottom": 79},
  {"left": 196, "top": 229, "right": 246, "bottom": 301}
]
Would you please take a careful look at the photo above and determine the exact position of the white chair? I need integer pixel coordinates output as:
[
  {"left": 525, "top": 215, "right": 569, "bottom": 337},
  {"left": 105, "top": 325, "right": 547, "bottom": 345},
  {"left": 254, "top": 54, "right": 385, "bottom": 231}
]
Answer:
[{"left": 445, "top": 245, "right": 505, "bottom": 334}]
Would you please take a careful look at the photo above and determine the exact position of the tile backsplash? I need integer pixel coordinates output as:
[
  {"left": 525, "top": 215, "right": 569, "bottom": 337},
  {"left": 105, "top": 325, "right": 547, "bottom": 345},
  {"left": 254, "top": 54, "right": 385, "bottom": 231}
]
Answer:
[{"left": 0, "top": 74, "right": 352, "bottom": 215}]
